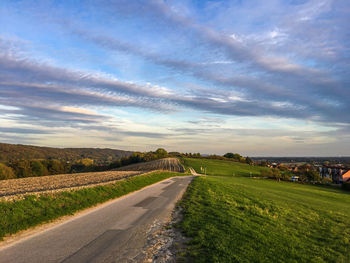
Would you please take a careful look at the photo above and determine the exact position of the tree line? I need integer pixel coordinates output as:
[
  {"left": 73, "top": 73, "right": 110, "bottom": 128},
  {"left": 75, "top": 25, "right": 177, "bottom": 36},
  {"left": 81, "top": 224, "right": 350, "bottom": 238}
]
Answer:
[
  {"left": 190, "top": 152, "right": 254, "bottom": 165},
  {"left": 0, "top": 142, "right": 131, "bottom": 163},
  {"left": 0, "top": 148, "right": 169, "bottom": 180}
]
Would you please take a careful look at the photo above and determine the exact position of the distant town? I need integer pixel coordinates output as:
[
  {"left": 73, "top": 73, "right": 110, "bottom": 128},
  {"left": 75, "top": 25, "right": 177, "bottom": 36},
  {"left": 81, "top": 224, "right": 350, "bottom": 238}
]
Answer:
[{"left": 252, "top": 157, "right": 350, "bottom": 184}]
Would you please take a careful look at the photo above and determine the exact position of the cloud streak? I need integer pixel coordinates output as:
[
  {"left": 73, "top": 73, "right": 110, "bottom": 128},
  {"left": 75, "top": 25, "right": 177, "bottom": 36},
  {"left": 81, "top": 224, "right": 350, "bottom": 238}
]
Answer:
[
  {"left": 0, "top": 41, "right": 349, "bottom": 127},
  {"left": 50, "top": 2, "right": 349, "bottom": 125}
]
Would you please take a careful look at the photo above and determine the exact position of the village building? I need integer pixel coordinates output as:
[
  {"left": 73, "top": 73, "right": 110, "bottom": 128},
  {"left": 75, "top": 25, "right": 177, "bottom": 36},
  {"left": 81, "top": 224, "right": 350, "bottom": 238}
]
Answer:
[{"left": 343, "top": 170, "right": 350, "bottom": 183}]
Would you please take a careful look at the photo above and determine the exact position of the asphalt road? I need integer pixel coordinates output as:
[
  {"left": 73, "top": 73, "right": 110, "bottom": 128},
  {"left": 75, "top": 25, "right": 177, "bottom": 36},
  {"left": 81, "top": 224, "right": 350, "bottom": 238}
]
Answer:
[{"left": 0, "top": 176, "right": 194, "bottom": 263}]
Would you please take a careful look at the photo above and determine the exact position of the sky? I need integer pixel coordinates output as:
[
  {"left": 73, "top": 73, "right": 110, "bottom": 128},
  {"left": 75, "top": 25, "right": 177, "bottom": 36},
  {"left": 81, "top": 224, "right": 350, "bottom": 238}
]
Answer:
[{"left": 0, "top": 0, "right": 349, "bottom": 156}]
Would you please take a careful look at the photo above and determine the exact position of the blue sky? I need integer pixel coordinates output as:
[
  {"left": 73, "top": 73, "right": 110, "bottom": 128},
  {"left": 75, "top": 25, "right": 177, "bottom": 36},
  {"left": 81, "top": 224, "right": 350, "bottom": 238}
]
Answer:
[{"left": 0, "top": 0, "right": 349, "bottom": 156}]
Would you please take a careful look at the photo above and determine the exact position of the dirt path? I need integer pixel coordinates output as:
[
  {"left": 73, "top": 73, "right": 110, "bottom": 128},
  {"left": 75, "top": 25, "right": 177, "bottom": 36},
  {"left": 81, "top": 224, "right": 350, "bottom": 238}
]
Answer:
[{"left": 189, "top": 167, "right": 205, "bottom": 176}]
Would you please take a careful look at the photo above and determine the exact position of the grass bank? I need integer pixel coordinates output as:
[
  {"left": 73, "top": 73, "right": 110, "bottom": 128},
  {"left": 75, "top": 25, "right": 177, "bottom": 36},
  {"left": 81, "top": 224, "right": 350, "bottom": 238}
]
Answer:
[
  {"left": 0, "top": 171, "right": 181, "bottom": 240},
  {"left": 180, "top": 176, "right": 350, "bottom": 262},
  {"left": 183, "top": 157, "right": 269, "bottom": 177}
]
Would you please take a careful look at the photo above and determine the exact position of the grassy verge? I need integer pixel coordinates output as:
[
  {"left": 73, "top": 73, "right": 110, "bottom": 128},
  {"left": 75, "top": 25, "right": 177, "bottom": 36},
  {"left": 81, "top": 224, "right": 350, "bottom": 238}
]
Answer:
[
  {"left": 180, "top": 176, "right": 350, "bottom": 262},
  {"left": 0, "top": 171, "right": 180, "bottom": 240},
  {"left": 183, "top": 157, "right": 269, "bottom": 177}
]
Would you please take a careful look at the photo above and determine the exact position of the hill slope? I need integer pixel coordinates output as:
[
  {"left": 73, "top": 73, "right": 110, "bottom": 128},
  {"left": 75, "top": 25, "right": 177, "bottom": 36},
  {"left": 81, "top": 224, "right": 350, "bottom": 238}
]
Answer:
[
  {"left": 179, "top": 158, "right": 350, "bottom": 262},
  {"left": 181, "top": 176, "right": 350, "bottom": 262},
  {"left": 183, "top": 157, "right": 269, "bottom": 176},
  {"left": 0, "top": 142, "right": 132, "bottom": 162}
]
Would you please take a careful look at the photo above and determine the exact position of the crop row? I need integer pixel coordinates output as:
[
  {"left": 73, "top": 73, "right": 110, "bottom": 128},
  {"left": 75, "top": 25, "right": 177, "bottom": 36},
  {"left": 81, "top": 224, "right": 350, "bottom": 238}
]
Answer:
[{"left": 114, "top": 158, "right": 185, "bottom": 173}]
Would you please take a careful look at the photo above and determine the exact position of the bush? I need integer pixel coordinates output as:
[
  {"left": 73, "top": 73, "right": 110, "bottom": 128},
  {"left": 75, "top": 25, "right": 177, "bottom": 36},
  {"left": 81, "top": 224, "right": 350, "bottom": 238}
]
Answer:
[
  {"left": 260, "top": 169, "right": 272, "bottom": 177},
  {"left": 271, "top": 169, "right": 281, "bottom": 181},
  {"left": 223, "top": 153, "right": 245, "bottom": 162},
  {"left": 278, "top": 164, "right": 289, "bottom": 171},
  {"left": 259, "top": 160, "right": 269, "bottom": 167},
  {"left": 260, "top": 169, "right": 281, "bottom": 181},
  {"left": 281, "top": 172, "right": 291, "bottom": 181},
  {"left": 245, "top": 157, "right": 253, "bottom": 165},
  {"left": 0, "top": 163, "right": 15, "bottom": 180},
  {"left": 321, "top": 177, "right": 333, "bottom": 184}
]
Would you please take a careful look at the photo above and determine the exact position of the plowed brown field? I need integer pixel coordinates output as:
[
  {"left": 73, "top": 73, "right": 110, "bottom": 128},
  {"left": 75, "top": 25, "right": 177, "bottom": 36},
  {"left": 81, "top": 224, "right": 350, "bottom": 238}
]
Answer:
[{"left": 0, "top": 171, "right": 140, "bottom": 198}]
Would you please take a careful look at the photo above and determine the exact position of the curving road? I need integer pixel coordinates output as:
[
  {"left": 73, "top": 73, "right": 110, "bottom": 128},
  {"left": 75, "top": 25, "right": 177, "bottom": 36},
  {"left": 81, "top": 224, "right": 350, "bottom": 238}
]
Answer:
[{"left": 0, "top": 176, "right": 194, "bottom": 263}]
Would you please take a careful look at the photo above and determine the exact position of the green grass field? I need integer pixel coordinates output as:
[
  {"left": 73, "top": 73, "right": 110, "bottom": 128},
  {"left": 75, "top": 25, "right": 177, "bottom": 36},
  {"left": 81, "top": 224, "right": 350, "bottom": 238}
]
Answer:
[
  {"left": 0, "top": 171, "right": 181, "bottom": 240},
  {"left": 180, "top": 159, "right": 350, "bottom": 262},
  {"left": 183, "top": 157, "right": 270, "bottom": 176}
]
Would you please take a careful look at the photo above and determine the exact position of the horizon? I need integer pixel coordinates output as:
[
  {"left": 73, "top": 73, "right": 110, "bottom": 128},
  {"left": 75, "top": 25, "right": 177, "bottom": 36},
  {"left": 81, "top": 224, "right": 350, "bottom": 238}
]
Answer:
[
  {"left": 0, "top": 0, "right": 349, "bottom": 156},
  {"left": 2, "top": 141, "right": 350, "bottom": 158}
]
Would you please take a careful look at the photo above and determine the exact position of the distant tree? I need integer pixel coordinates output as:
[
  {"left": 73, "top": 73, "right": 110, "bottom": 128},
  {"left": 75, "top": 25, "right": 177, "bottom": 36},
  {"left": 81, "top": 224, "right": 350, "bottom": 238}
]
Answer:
[
  {"left": 278, "top": 164, "right": 289, "bottom": 171},
  {"left": 168, "top": 152, "right": 181, "bottom": 157},
  {"left": 224, "top": 153, "right": 234, "bottom": 158},
  {"left": 46, "top": 160, "right": 65, "bottom": 175},
  {"left": 281, "top": 172, "right": 292, "bottom": 181},
  {"left": 305, "top": 170, "right": 321, "bottom": 182},
  {"left": 260, "top": 169, "right": 281, "bottom": 181},
  {"left": 77, "top": 158, "right": 94, "bottom": 166},
  {"left": 321, "top": 177, "right": 332, "bottom": 184},
  {"left": 297, "top": 164, "right": 320, "bottom": 182},
  {"left": 299, "top": 173, "right": 308, "bottom": 183},
  {"left": 259, "top": 160, "right": 269, "bottom": 167},
  {"left": 232, "top": 153, "right": 243, "bottom": 161},
  {"left": 155, "top": 148, "right": 168, "bottom": 159},
  {"left": 0, "top": 163, "right": 15, "bottom": 180},
  {"left": 298, "top": 163, "right": 313, "bottom": 173},
  {"left": 271, "top": 169, "right": 281, "bottom": 181},
  {"left": 260, "top": 169, "right": 272, "bottom": 177},
  {"left": 111, "top": 160, "right": 122, "bottom": 168},
  {"left": 9, "top": 160, "right": 31, "bottom": 178},
  {"left": 129, "top": 152, "right": 143, "bottom": 163},
  {"left": 245, "top": 157, "right": 253, "bottom": 165},
  {"left": 107, "top": 156, "right": 113, "bottom": 162},
  {"left": 30, "top": 160, "right": 48, "bottom": 177},
  {"left": 208, "top": 154, "right": 225, "bottom": 160},
  {"left": 144, "top": 152, "right": 157, "bottom": 162},
  {"left": 120, "top": 156, "right": 132, "bottom": 166}
]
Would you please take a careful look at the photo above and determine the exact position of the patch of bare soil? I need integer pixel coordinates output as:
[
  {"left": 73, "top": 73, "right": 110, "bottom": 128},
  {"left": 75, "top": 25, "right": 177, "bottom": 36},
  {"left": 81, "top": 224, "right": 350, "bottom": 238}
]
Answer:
[{"left": 142, "top": 206, "right": 190, "bottom": 263}]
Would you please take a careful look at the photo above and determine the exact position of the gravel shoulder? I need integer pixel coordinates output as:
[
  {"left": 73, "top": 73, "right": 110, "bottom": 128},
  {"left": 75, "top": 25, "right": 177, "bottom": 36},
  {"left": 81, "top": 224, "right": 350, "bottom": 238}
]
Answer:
[{"left": 142, "top": 205, "right": 190, "bottom": 263}]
